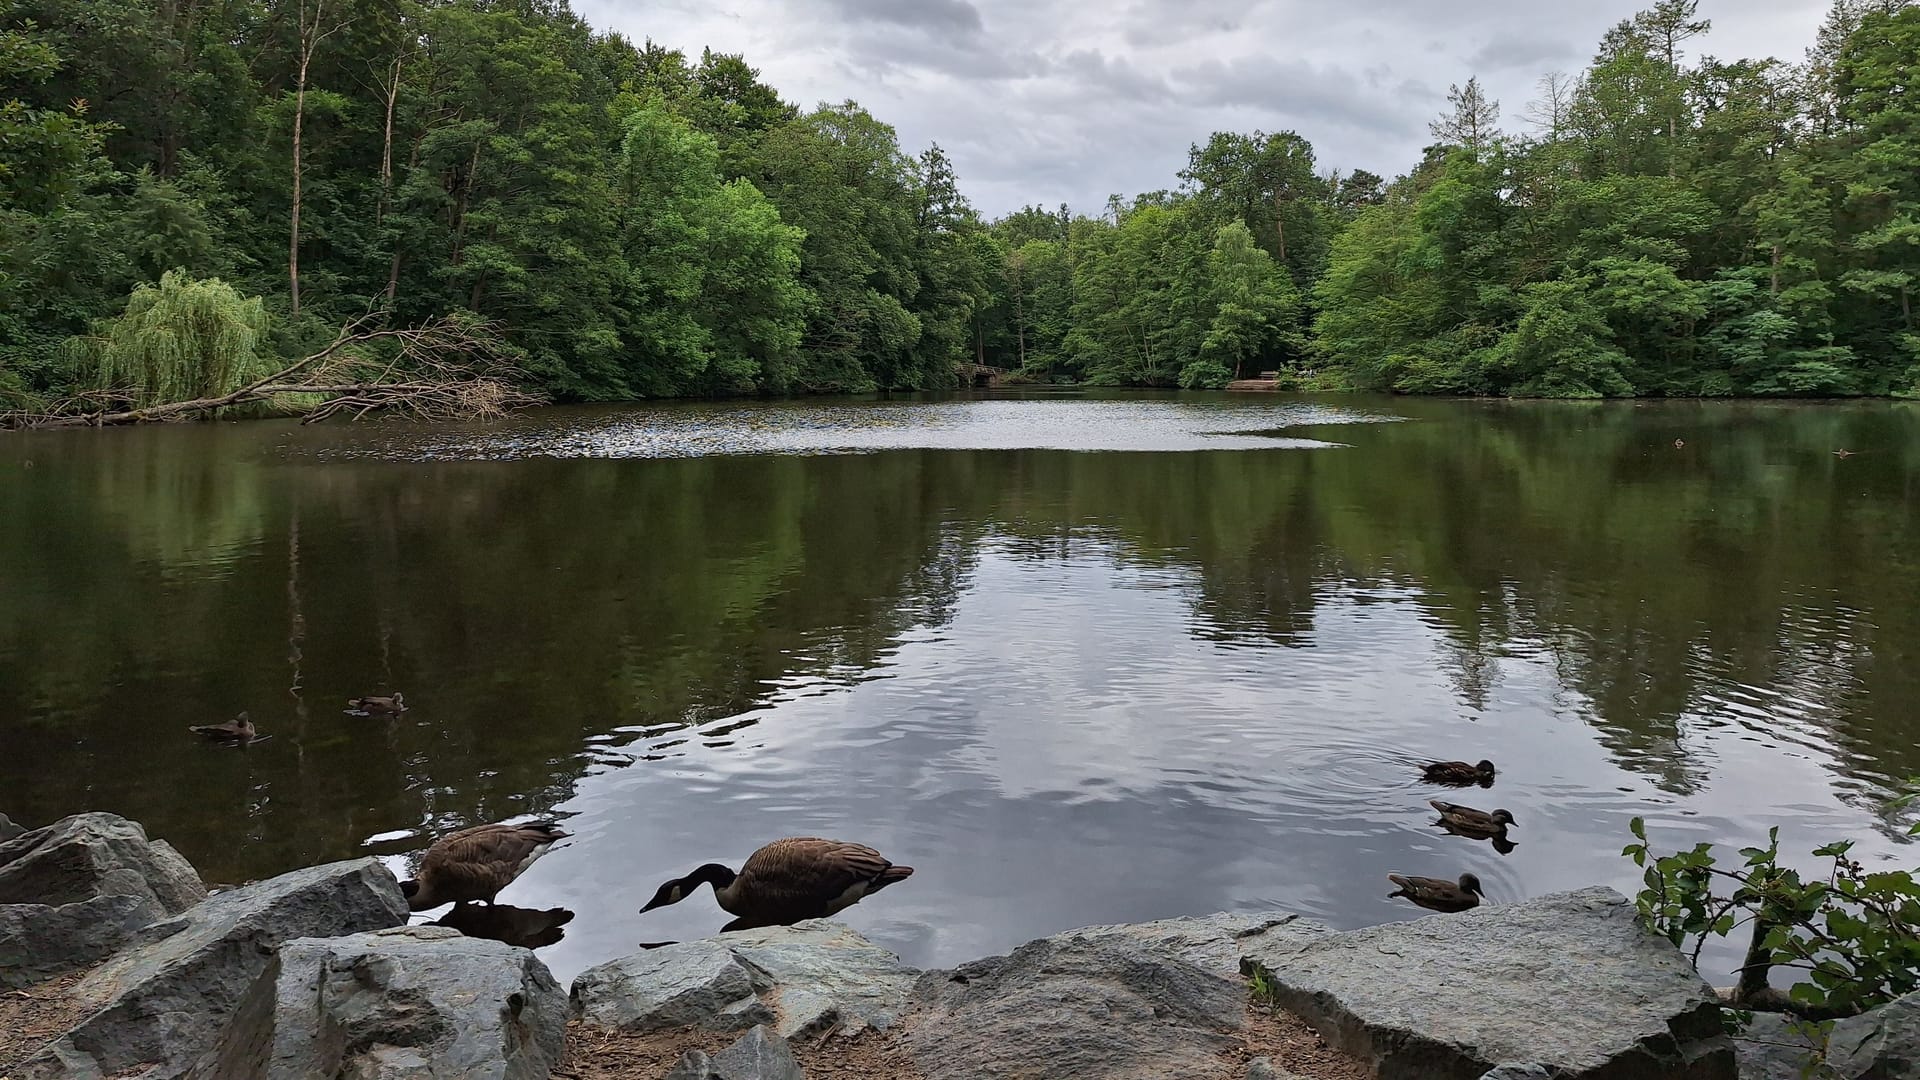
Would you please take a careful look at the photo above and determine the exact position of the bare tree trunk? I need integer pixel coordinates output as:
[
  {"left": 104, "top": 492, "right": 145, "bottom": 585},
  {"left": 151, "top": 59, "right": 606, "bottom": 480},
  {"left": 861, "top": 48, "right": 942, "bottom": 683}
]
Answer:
[
  {"left": 289, "top": 0, "right": 337, "bottom": 320},
  {"left": 376, "top": 53, "right": 402, "bottom": 226},
  {"left": 1272, "top": 192, "right": 1289, "bottom": 265}
]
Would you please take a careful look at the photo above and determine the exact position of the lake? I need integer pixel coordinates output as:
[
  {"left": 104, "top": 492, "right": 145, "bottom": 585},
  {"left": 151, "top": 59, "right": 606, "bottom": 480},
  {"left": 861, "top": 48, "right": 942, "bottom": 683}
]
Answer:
[{"left": 1, "top": 391, "right": 1916, "bottom": 983}]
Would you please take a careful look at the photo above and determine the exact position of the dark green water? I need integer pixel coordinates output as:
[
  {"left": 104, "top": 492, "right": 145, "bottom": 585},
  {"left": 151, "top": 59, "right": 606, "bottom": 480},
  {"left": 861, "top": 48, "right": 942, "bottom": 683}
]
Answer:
[{"left": 2, "top": 392, "right": 1916, "bottom": 981}]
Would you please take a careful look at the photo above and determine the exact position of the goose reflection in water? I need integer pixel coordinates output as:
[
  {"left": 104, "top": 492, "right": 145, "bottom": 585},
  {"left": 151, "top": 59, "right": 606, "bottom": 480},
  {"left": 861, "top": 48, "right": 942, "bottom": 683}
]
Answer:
[{"left": 432, "top": 903, "right": 576, "bottom": 948}]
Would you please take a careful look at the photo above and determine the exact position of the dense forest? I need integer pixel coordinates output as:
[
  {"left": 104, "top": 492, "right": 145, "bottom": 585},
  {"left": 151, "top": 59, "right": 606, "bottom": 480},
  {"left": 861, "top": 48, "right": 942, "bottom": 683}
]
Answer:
[{"left": 1, "top": 0, "right": 1916, "bottom": 408}]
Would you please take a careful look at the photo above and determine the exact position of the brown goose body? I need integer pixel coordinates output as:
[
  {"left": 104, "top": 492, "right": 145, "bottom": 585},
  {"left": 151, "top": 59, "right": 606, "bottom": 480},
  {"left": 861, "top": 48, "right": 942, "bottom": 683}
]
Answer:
[
  {"left": 402, "top": 821, "right": 569, "bottom": 911},
  {"left": 1388, "top": 872, "right": 1483, "bottom": 913},
  {"left": 189, "top": 712, "right": 257, "bottom": 743},
  {"left": 642, "top": 837, "right": 915, "bottom": 932},
  {"left": 1420, "top": 759, "right": 1496, "bottom": 787},
  {"left": 349, "top": 692, "right": 406, "bottom": 715},
  {"left": 1429, "top": 800, "right": 1514, "bottom": 838}
]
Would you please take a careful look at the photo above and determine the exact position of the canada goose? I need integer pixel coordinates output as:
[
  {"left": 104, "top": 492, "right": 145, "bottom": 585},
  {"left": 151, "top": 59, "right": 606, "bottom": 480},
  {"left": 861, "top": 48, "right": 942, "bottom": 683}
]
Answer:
[
  {"left": 1429, "top": 800, "right": 1515, "bottom": 837},
  {"left": 1388, "top": 872, "right": 1483, "bottom": 913},
  {"left": 641, "top": 837, "right": 915, "bottom": 932},
  {"left": 348, "top": 692, "right": 406, "bottom": 715},
  {"left": 189, "top": 712, "right": 258, "bottom": 743},
  {"left": 1421, "top": 759, "right": 1496, "bottom": 787},
  {"left": 399, "top": 821, "right": 569, "bottom": 911}
]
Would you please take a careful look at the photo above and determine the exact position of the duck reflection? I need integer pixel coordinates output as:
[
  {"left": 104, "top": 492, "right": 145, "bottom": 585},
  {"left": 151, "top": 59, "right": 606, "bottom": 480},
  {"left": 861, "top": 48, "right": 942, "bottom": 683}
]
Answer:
[{"left": 431, "top": 903, "right": 575, "bottom": 948}]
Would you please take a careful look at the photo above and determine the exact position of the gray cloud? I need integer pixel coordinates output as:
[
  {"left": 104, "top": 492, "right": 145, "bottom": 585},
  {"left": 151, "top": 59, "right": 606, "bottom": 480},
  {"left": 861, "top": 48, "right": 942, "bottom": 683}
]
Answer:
[
  {"left": 575, "top": 0, "right": 1831, "bottom": 217},
  {"left": 824, "top": 0, "right": 985, "bottom": 35},
  {"left": 1470, "top": 33, "right": 1579, "bottom": 72}
]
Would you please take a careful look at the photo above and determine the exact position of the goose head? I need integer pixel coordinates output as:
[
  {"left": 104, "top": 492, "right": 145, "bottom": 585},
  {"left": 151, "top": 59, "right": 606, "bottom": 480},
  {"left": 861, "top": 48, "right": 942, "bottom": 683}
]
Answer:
[{"left": 640, "top": 863, "right": 736, "bottom": 913}]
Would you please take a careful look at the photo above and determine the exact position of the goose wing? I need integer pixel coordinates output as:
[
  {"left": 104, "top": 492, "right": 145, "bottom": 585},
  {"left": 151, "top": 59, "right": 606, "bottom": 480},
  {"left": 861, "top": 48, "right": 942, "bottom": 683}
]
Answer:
[
  {"left": 733, "top": 838, "right": 905, "bottom": 920},
  {"left": 422, "top": 823, "right": 566, "bottom": 898}
]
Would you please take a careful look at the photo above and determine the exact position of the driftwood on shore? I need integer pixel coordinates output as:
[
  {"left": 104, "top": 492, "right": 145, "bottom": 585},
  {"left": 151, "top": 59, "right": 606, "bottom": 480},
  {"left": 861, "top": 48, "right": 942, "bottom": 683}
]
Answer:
[{"left": 1, "top": 315, "right": 542, "bottom": 430}]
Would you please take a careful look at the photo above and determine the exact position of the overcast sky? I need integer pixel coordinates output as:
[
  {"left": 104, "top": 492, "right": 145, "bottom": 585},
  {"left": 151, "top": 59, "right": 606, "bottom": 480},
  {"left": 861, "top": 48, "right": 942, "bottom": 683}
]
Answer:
[{"left": 573, "top": 0, "right": 1832, "bottom": 217}]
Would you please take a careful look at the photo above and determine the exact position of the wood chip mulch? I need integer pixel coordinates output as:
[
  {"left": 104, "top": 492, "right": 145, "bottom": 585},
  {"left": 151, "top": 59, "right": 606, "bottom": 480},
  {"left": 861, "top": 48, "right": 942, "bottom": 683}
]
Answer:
[
  {"left": 0, "top": 971, "right": 92, "bottom": 1073},
  {"left": 557, "top": 992, "right": 1367, "bottom": 1080}
]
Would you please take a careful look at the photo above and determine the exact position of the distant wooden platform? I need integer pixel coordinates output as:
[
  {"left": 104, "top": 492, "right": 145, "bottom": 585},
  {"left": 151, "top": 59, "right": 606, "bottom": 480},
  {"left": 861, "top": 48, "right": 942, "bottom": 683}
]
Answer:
[{"left": 1226, "top": 378, "right": 1281, "bottom": 392}]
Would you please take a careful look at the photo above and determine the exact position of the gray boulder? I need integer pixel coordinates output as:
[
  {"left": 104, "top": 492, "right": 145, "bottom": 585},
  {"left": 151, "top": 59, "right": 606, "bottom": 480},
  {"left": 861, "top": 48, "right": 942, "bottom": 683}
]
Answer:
[
  {"left": 1829, "top": 990, "right": 1920, "bottom": 1079},
  {"left": 0, "top": 812, "right": 207, "bottom": 987},
  {"left": 1241, "top": 886, "right": 1735, "bottom": 1080},
  {"left": 198, "top": 923, "right": 567, "bottom": 1080},
  {"left": 1732, "top": 1013, "right": 1831, "bottom": 1080},
  {"left": 13, "top": 857, "right": 407, "bottom": 1080},
  {"left": 0, "top": 813, "right": 24, "bottom": 842},
  {"left": 666, "top": 1025, "right": 806, "bottom": 1080},
  {"left": 572, "top": 938, "right": 774, "bottom": 1035},
  {"left": 904, "top": 918, "right": 1257, "bottom": 1080},
  {"left": 571, "top": 921, "right": 916, "bottom": 1039}
]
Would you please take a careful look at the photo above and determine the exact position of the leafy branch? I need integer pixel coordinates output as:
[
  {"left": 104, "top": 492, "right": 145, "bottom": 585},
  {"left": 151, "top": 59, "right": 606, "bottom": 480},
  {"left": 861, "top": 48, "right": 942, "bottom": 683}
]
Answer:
[{"left": 1624, "top": 783, "right": 1920, "bottom": 1019}]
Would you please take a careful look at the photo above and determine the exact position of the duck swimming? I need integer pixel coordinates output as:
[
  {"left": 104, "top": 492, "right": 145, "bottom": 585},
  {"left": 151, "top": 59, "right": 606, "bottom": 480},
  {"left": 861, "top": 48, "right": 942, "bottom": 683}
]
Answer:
[
  {"left": 1429, "top": 800, "right": 1515, "bottom": 838},
  {"left": 1388, "top": 872, "right": 1484, "bottom": 913},
  {"left": 189, "top": 712, "right": 258, "bottom": 743},
  {"left": 348, "top": 692, "right": 406, "bottom": 715},
  {"left": 1420, "top": 759, "right": 1496, "bottom": 787}
]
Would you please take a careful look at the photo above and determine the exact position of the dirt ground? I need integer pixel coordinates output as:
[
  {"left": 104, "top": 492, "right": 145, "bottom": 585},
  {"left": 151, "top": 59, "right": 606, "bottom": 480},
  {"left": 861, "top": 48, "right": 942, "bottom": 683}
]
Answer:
[
  {"left": 556, "top": 1001, "right": 1369, "bottom": 1080},
  {"left": 0, "top": 971, "right": 91, "bottom": 1073}
]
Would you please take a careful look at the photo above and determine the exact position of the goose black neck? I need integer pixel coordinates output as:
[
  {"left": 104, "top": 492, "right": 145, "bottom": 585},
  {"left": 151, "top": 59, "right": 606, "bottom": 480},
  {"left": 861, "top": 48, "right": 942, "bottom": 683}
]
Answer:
[{"left": 689, "top": 863, "right": 737, "bottom": 890}]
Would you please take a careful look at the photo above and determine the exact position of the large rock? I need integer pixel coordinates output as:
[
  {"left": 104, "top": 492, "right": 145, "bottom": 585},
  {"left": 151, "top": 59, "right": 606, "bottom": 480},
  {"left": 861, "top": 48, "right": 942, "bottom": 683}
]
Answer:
[
  {"left": 666, "top": 1025, "right": 806, "bottom": 1080},
  {"left": 198, "top": 924, "right": 567, "bottom": 1080},
  {"left": 903, "top": 916, "right": 1270, "bottom": 1080},
  {"left": 13, "top": 857, "right": 407, "bottom": 1080},
  {"left": 571, "top": 921, "right": 916, "bottom": 1039},
  {"left": 1829, "top": 990, "right": 1920, "bottom": 1079},
  {"left": 0, "top": 812, "right": 207, "bottom": 987},
  {"left": 1731, "top": 1013, "right": 1829, "bottom": 1080},
  {"left": 0, "top": 813, "right": 24, "bottom": 843},
  {"left": 1242, "top": 886, "right": 1735, "bottom": 1080}
]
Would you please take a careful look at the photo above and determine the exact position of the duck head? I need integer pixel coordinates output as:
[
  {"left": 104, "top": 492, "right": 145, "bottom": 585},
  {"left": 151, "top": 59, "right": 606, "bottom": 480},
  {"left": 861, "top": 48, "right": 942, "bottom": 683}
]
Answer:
[
  {"left": 235, "top": 712, "right": 254, "bottom": 736},
  {"left": 640, "top": 863, "right": 736, "bottom": 913},
  {"left": 1490, "top": 809, "right": 1515, "bottom": 827},
  {"left": 1458, "top": 872, "right": 1484, "bottom": 897}
]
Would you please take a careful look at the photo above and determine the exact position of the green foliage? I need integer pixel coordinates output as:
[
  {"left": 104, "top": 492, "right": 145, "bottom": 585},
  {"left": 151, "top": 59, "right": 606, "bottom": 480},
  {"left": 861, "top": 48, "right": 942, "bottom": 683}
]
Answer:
[
  {"left": 1624, "top": 801, "right": 1920, "bottom": 1018},
  {"left": 68, "top": 271, "right": 273, "bottom": 406},
  {"left": 5, "top": 0, "right": 1920, "bottom": 402}
]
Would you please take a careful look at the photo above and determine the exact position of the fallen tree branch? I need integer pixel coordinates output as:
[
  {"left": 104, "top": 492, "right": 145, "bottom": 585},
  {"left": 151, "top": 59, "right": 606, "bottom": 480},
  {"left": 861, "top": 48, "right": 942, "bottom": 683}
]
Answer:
[{"left": 2, "top": 315, "right": 542, "bottom": 429}]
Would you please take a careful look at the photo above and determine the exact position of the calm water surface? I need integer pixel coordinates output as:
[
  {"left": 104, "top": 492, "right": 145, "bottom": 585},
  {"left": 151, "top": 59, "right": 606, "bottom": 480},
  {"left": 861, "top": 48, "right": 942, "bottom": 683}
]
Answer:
[{"left": 2, "top": 391, "right": 1917, "bottom": 982}]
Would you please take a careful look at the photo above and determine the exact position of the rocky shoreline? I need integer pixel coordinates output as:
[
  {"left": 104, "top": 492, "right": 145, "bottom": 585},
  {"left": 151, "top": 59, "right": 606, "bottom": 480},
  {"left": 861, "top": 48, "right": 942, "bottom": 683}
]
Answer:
[{"left": 2, "top": 812, "right": 1913, "bottom": 1079}]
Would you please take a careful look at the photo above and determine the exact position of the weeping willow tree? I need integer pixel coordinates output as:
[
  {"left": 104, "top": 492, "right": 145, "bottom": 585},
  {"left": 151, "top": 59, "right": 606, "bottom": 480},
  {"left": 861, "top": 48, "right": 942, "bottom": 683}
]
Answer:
[{"left": 65, "top": 271, "right": 276, "bottom": 407}]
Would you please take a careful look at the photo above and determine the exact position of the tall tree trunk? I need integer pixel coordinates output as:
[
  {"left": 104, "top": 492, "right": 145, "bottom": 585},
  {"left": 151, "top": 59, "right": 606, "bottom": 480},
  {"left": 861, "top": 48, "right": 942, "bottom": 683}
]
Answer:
[
  {"left": 384, "top": 128, "right": 427, "bottom": 305},
  {"left": 1272, "top": 192, "right": 1289, "bottom": 265},
  {"left": 289, "top": 0, "right": 332, "bottom": 320},
  {"left": 1770, "top": 244, "right": 1781, "bottom": 296},
  {"left": 376, "top": 54, "right": 402, "bottom": 226}
]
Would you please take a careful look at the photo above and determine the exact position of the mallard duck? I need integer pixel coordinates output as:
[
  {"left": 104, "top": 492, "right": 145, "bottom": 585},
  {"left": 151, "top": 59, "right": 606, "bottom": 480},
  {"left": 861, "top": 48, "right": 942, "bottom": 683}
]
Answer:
[
  {"left": 1429, "top": 800, "right": 1515, "bottom": 837},
  {"left": 348, "top": 692, "right": 406, "bottom": 715},
  {"left": 1420, "top": 759, "right": 1496, "bottom": 787},
  {"left": 640, "top": 837, "right": 915, "bottom": 932},
  {"left": 1388, "top": 872, "right": 1483, "bottom": 912},
  {"left": 399, "top": 821, "right": 569, "bottom": 911},
  {"left": 189, "top": 712, "right": 258, "bottom": 743}
]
